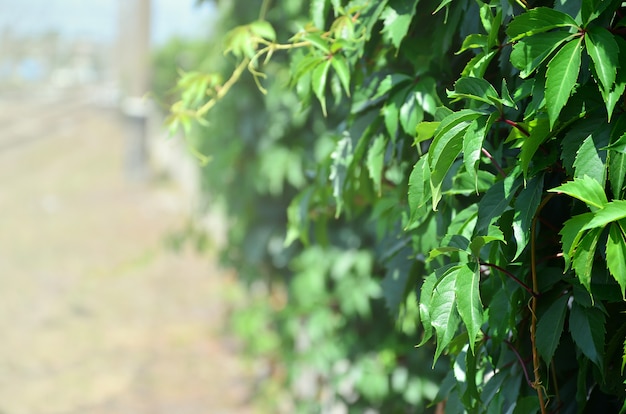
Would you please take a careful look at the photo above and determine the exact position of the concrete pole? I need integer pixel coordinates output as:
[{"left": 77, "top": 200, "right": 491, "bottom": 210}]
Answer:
[{"left": 119, "top": 0, "right": 152, "bottom": 180}]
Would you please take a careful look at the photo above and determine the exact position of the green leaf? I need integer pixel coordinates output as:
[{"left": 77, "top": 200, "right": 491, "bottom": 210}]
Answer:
[
  {"left": 506, "top": 7, "right": 579, "bottom": 42},
  {"left": 569, "top": 302, "right": 606, "bottom": 369},
  {"left": 456, "top": 34, "right": 489, "bottom": 55},
  {"left": 536, "top": 294, "right": 569, "bottom": 364},
  {"left": 249, "top": 20, "right": 276, "bottom": 41},
  {"left": 415, "top": 121, "right": 439, "bottom": 145},
  {"left": 512, "top": 175, "right": 544, "bottom": 260},
  {"left": 573, "top": 130, "right": 609, "bottom": 185},
  {"left": 581, "top": 0, "right": 612, "bottom": 25},
  {"left": 382, "top": 92, "right": 402, "bottom": 140},
  {"left": 372, "top": 74, "right": 412, "bottom": 100},
  {"left": 603, "top": 37, "right": 626, "bottom": 120},
  {"left": 548, "top": 175, "right": 608, "bottom": 210},
  {"left": 367, "top": 135, "right": 387, "bottom": 196},
  {"left": 582, "top": 200, "right": 626, "bottom": 230},
  {"left": 447, "top": 77, "right": 506, "bottom": 108},
  {"left": 572, "top": 227, "right": 602, "bottom": 294},
  {"left": 431, "top": 267, "right": 461, "bottom": 363},
  {"left": 310, "top": 0, "right": 329, "bottom": 29},
  {"left": 462, "top": 50, "right": 498, "bottom": 78},
  {"left": 476, "top": 176, "right": 522, "bottom": 233},
  {"left": 380, "top": 0, "right": 419, "bottom": 49},
  {"left": 454, "top": 263, "right": 483, "bottom": 353},
  {"left": 545, "top": 38, "right": 582, "bottom": 128},
  {"left": 605, "top": 132, "right": 626, "bottom": 153},
  {"left": 400, "top": 89, "right": 424, "bottom": 136},
  {"left": 429, "top": 110, "right": 484, "bottom": 209},
  {"left": 414, "top": 77, "right": 441, "bottom": 116},
  {"left": 407, "top": 157, "right": 432, "bottom": 222},
  {"left": 609, "top": 152, "right": 626, "bottom": 198},
  {"left": 463, "top": 114, "right": 496, "bottom": 191},
  {"left": 330, "top": 56, "right": 351, "bottom": 96},
  {"left": 418, "top": 272, "right": 437, "bottom": 347},
  {"left": 312, "top": 59, "right": 331, "bottom": 116},
  {"left": 511, "top": 31, "right": 574, "bottom": 78},
  {"left": 303, "top": 32, "right": 331, "bottom": 54},
  {"left": 520, "top": 116, "right": 551, "bottom": 177},
  {"left": 513, "top": 396, "right": 540, "bottom": 414},
  {"left": 606, "top": 222, "right": 626, "bottom": 297},
  {"left": 585, "top": 27, "right": 619, "bottom": 94},
  {"left": 469, "top": 226, "right": 505, "bottom": 257},
  {"left": 559, "top": 212, "right": 594, "bottom": 271},
  {"left": 329, "top": 133, "right": 353, "bottom": 217}
]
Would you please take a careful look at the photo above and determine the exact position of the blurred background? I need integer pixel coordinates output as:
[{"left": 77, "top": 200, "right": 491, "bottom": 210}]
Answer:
[{"left": 0, "top": 1, "right": 260, "bottom": 412}]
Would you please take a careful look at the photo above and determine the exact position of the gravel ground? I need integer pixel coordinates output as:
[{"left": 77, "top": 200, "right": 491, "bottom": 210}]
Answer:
[{"left": 0, "top": 91, "right": 258, "bottom": 414}]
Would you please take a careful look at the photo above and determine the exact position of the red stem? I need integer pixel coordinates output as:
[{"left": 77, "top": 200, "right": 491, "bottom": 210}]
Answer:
[{"left": 482, "top": 262, "right": 538, "bottom": 297}]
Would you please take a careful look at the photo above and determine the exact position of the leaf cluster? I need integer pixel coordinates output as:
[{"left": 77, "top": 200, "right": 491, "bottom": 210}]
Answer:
[{"left": 166, "top": 0, "right": 626, "bottom": 411}]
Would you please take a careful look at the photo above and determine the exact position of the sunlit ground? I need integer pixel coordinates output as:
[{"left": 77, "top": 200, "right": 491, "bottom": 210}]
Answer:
[{"left": 0, "top": 1, "right": 257, "bottom": 413}]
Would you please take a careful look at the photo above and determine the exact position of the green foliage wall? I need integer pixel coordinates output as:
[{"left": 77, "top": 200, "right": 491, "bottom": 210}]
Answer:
[{"left": 168, "top": 0, "right": 626, "bottom": 412}]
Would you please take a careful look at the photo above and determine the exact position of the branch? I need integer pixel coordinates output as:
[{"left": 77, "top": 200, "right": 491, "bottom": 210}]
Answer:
[
  {"left": 530, "top": 193, "right": 555, "bottom": 414},
  {"left": 481, "top": 262, "right": 538, "bottom": 298}
]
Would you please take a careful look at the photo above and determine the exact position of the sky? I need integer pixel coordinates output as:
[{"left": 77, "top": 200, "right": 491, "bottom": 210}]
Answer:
[{"left": 0, "top": 0, "right": 216, "bottom": 45}]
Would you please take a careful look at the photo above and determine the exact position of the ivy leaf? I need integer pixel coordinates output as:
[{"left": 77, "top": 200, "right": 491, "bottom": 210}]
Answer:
[
  {"left": 573, "top": 129, "right": 609, "bottom": 185},
  {"left": 476, "top": 176, "right": 522, "bottom": 233},
  {"left": 605, "top": 132, "right": 626, "bottom": 153},
  {"left": 382, "top": 91, "right": 402, "bottom": 140},
  {"left": 400, "top": 90, "right": 424, "bottom": 135},
  {"left": 415, "top": 121, "right": 439, "bottom": 145},
  {"left": 418, "top": 272, "right": 437, "bottom": 347},
  {"left": 545, "top": 38, "right": 582, "bottom": 128},
  {"left": 584, "top": 27, "right": 619, "bottom": 94},
  {"left": 609, "top": 152, "right": 626, "bottom": 198},
  {"left": 329, "top": 133, "right": 353, "bottom": 217},
  {"left": 312, "top": 59, "right": 331, "bottom": 116},
  {"left": 431, "top": 267, "right": 461, "bottom": 364},
  {"left": 572, "top": 227, "right": 602, "bottom": 294},
  {"left": 447, "top": 77, "right": 505, "bottom": 108},
  {"left": 331, "top": 56, "right": 351, "bottom": 97},
  {"left": 603, "top": 37, "right": 626, "bottom": 120},
  {"left": 512, "top": 175, "right": 544, "bottom": 260},
  {"left": 380, "top": 0, "right": 419, "bottom": 49},
  {"left": 548, "top": 175, "right": 608, "bottom": 211},
  {"left": 249, "top": 20, "right": 277, "bottom": 41},
  {"left": 581, "top": 0, "right": 612, "bottom": 25},
  {"left": 520, "top": 116, "right": 551, "bottom": 177},
  {"left": 536, "top": 294, "right": 569, "bottom": 364},
  {"left": 407, "top": 157, "right": 432, "bottom": 223},
  {"left": 456, "top": 34, "right": 489, "bottom": 55},
  {"left": 569, "top": 302, "right": 606, "bottom": 370},
  {"left": 606, "top": 222, "right": 626, "bottom": 298},
  {"left": 513, "top": 396, "right": 541, "bottom": 414},
  {"left": 310, "top": 0, "right": 329, "bottom": 29},
  {"left": 367, "top": 135, "right": 387, "bottom": 196},
  {"left": 462, "top": 50, "right": 498, "bottom": 78},
  {"left": 454, "top": 263, "right": 483, "bottom": 354},
  {"left": 506, "top": 7, "right": 579, "bottom": 42},
  {"left": 463, "top": 114, "right": 495, "bottom": 191},
  {"left": 510, "top": 31, "right": 573, "bottom": 78},
  {"left": 582, "top": 200, "right": 626, "bottom": 230},
  {"left": 428, "top": 109, "right": 484, "bottom": 209},
  {"left": 559, "top": 212, "right": 594, "bottom": 271}
]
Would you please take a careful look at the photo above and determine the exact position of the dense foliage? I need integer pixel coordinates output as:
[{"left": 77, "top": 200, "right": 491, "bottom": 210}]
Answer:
[{"left": 166, "top": 0, "right": 626, "bottom": 412}]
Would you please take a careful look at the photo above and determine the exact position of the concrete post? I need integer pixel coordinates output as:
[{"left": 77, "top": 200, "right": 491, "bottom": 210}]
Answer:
[{"left": 119, "top": 0, "right": 151, "bottom": 180}]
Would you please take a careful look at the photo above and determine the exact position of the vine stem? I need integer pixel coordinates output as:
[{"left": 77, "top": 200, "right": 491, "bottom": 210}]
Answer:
[
  {"left": 505, "top": 339, "right": 534, "bottom": 388},
  {"left": 196, "top": 58, "right": 250, "bottom": 117},
  {"left": 530, "top": 193, "right": 555, "bottom": 414},
  {"left": 481, "top": 148, "right": 506, "bottom": 177},
  {"left": 481, "top": 262, "right": 538, "bottom": 297},
  {"left": 259, "top": 0, "right": 272, "bottom": 21}
]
